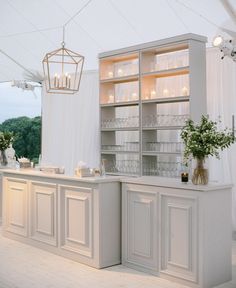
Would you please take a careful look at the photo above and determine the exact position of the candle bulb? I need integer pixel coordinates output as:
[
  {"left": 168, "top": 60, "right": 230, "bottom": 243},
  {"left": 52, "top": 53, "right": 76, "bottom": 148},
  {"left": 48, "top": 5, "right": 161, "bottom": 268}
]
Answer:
[
  {"left": 65, "top": 73, "right": 68, "bottom": 88},
  {"left": 68, "top": 75, "right": 71, "bottom": 89},
  {"left": 57, "top": 75, "right": 60, "bottom": 88},
  {"left": 54, "top": 73, "right": 57, "bottom": 87},
  {"left": 181, "top": 172, "right": 189, "bottom": 183}
]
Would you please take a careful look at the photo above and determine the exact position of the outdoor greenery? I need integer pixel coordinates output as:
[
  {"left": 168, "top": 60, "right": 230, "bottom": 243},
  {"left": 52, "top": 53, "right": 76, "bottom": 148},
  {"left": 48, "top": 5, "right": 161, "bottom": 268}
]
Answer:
[
  {"left": 181, "top": 115, "right": 235, "bottom": 165},
  {"left": 0, "top": 131, "right": 14, "bottom": 151},
  {"left": 0, "top": 116, "right": 41, "bottom": 163}
]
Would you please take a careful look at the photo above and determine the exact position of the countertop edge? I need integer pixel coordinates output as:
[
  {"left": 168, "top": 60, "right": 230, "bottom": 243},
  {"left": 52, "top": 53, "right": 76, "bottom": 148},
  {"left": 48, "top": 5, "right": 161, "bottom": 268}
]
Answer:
[{"left": 0, "top": 169, "right": 121, "bottom": 184}]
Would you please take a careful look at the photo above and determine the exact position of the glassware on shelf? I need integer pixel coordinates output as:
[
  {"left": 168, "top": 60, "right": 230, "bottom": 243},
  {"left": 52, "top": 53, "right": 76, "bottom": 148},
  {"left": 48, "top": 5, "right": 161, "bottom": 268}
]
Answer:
[
  {"left": 101, "top": 144, "right": 124, "bottom": 151},
  {"left": 143, "top": 160, "right": 184, "bottom": 178},
  {"left": 125, "top": 141, "right": 139, "bottom": 152},
  {"left": 144, "top": 141, "right": 184, "bottom": 153},
  {"left": 104, "top": 159, "right": 140, "bottom": 175},
  {"left": 142, "top": 114, "right": 189, "bottom": 128},
  {"left": 101, "top": 116, "right": 139, "bottom": 129}
]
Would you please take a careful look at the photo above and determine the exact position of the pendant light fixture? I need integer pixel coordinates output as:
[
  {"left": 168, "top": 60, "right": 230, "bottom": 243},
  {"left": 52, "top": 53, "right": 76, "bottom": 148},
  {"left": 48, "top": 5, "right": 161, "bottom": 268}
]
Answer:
[{"left": 42, "top": 0, "right": 92, "bottom": 94}]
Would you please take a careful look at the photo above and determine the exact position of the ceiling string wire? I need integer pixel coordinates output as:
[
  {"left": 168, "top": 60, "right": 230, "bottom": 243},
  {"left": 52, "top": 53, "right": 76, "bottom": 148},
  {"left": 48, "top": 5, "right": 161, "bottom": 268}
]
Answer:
[
  {"left": 5, "top": 0, "right": 57, "bottom": 47},
  {"left": 109, "top": 0, "right": 144, "bottom": 42},
  {"left": 166, "top": 0, "right": 190, "bottom": 32},
  {"left": 0, "top": 26, "right": 61, "bottom": 39},
  {"left": 63, "top": 0, "right": 93, "bottom": 27},
  {"left": 54, "top": 0, "right": 103, "bottom": 50},
  {"left": 175, "top": 0, "right": 220, "bottom": 29}
]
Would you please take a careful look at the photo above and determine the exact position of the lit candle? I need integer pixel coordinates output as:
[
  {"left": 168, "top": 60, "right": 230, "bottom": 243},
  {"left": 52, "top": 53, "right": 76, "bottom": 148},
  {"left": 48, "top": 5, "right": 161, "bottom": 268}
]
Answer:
[
  {"left": 108, "top": 94, "right": 114, "bottom": 103},
  {"left": 54, "top": 73, "right": 58, "bottom": 87},
  {"left": 65, "top": 73, "right": 68, "bottom": 88},
  {"left": 182, "top": 86, "right": 188, "bottom": 96},
  {"left": 163, "top": 89, "right": 169, "bottom": 97},
  {"left": 108, "top": 71, "right": 113, "bottom": 78},
  {"left": 57, "top": 75, "right": 60, "bottom": 88},
  {"left": 68, "top": 75, "right": 71, "bottom": 89},
  {"left": 181, "top": 172, "right": 189, "bottom": 183},
  {"left": 131, "top": 92, "right": 137, "bottom": 100},
  {"left": 117, "top": 69, "right": 123, "bottom": 76},
  {"left": 150, "top": 90, "right": 156, "bottom": 99}
]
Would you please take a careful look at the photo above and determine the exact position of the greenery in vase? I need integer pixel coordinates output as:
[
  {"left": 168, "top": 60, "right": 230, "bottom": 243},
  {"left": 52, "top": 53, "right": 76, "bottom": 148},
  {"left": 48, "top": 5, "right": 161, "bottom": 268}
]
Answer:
[
  {"left": 0, "top": 131, "right": 14, "bottom": 151},
  {"left": 181, "top": 115, "right": 235, "bottom": 165}
]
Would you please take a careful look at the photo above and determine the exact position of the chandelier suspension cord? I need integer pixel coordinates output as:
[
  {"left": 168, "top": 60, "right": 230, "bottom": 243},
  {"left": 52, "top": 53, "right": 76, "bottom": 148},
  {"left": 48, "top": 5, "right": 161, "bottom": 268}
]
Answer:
[
  {"left": 63, "top": 0, "right": 93, "bottom": 28},
  {"left": 62, "top": 0, "right": 93, "bottom": 44}
]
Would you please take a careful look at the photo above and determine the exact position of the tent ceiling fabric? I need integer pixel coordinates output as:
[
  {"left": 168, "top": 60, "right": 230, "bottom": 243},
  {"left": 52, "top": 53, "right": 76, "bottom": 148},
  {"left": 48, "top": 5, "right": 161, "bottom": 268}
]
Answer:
[{"left": 0, "top": 0, "right": 235, "bottom": 83}]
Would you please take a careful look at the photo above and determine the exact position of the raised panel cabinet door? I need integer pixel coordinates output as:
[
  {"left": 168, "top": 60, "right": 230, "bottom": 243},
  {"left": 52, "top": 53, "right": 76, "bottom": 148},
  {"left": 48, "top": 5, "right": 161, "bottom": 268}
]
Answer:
[
  {"left": 161, "top": 195, "right": 198, "bottom": 283},
  {"left": 60, "top": 185, "right": 93, "bottom": 258},
  {"left": 4, "top": 178, "right": 28, "bottom": 236},
  {"left": 30, "top": 182, "right": 57, "bottom": 246},
  {"left": 125, "top": 187, "right": 158, "bottom": 270}
]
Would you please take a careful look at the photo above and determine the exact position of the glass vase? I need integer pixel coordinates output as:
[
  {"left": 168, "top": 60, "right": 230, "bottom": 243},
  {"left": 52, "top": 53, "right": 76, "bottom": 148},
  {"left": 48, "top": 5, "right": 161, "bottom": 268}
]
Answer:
[
  {"left": 0, "top": 150, "right": 8, "bottom": 166},
  {"left": 192, "top": 158, "right": 208, "bottom": 185}
]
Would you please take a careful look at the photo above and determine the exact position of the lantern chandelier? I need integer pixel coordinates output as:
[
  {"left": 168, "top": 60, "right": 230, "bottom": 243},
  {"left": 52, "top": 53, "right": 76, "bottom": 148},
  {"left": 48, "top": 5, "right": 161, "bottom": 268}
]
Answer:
[{"left": 42, "top": 0, "right": 92, "bottom": 94}]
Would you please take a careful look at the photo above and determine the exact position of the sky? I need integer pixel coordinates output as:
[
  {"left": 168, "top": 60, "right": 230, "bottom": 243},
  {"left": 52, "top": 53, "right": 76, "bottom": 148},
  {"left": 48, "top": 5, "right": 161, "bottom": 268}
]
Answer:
[{"left": 0, "top": 82, "right": 41, "bottom": 124}]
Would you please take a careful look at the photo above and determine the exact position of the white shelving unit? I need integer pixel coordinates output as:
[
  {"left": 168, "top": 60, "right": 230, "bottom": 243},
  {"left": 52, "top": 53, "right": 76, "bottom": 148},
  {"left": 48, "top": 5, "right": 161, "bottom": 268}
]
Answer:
[{"left": 99, "top": 33, "right": 207, "bottom": 177}]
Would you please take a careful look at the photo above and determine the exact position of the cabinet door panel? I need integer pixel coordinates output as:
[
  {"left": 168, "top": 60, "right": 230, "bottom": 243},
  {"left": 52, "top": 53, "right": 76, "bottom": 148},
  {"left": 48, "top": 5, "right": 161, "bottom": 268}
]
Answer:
[
  {"left": 161, "top": 195, "right": 198, "bottom": 283},
  {"left": 60, "top": 185, "right": 93, "bottom": 258},
  {"left": 126, "top": 188, "right": 158, "bottom": 270},
  {"left": 4, "top": 178, "right": 28, "bottom": 237},
  {"left": 30, "top": 182, "right": 57, "bottom": 246}
]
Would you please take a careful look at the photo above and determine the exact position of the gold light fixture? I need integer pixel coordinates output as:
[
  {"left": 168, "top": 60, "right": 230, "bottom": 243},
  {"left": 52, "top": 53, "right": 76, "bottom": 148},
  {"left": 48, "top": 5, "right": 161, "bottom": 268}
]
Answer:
[
  {"left": 42, "top": 0, "right": 93, "bottom": 94},
  {"left": 42, "top": 38, "right": 84, "bottom": 94}
]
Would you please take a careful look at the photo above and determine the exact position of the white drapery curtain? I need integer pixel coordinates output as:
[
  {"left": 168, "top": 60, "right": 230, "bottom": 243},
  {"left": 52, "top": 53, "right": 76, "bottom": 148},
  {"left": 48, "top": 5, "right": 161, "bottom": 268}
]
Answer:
[
  {"left": 41, "top": 70, "right": 99, "bottom": 175},
  {"left": 206, "top": 47, "right": 236, "bottom": 235},
  {"left": 41, "top": 49, "right": 236, "bottom": 233}
]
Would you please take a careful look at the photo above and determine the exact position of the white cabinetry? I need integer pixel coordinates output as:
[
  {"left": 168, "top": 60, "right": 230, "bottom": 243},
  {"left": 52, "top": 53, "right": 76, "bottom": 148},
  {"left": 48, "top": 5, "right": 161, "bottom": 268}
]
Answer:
[
  {"left": 60, "top": 185, "right": 93, "bottom": 258},
  {"left": 125, "top": 186, "right": 158, "bottom": 272},
  {"left": 30, "top": 181, "right": 57, "bottom": 246},
  {"left": 161, "top": 194, "right": 197, "bottom": 282},
  {"left": 122, "top": 178, "right": 232, "bottom": 288},
  {"left": 2, "top": 170, "right": 121, "bottom": 269},
  {"left": 3, "top": 177, "right": 28, "bottom": 237}
]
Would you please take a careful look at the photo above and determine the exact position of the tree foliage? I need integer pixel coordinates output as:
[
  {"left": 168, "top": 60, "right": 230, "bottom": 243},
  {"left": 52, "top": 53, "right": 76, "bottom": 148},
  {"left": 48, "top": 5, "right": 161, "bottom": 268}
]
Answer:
[{"left": 0, "top": 116, "right": 41, "bottom": 162}]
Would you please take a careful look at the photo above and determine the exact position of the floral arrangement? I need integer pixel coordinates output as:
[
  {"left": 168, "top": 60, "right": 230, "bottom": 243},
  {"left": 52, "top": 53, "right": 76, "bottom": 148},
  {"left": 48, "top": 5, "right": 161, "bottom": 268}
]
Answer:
[
  {"left": 180, "top": 115, "right": 235, "bottom": 164},
  {"left": 0, "top": 131, "right": 14, "bottom": 151}
]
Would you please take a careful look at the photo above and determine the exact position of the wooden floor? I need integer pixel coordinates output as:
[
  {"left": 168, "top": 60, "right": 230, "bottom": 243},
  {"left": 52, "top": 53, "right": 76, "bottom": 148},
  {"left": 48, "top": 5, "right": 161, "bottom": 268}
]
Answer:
[{"left": 0, "top": 227, "right": 236, "bottom": 288}]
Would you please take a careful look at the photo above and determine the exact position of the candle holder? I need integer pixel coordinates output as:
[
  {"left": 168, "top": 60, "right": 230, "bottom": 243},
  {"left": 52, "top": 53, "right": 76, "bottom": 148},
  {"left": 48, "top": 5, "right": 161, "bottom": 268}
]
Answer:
[{"left": 181, "top": 172, "right": 189, "bottom": 183}]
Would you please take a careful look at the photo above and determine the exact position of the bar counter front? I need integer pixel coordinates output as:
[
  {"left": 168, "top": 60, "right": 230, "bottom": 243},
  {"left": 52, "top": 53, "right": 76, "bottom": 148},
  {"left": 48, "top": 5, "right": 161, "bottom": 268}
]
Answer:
[{"left": 0, "top": 169, "right": 233, "bottom": 288}]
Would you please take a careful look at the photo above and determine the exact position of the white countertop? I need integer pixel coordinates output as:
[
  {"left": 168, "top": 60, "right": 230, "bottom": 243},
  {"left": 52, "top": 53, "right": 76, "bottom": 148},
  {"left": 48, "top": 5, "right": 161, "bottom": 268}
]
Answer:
[
  {"left": 0, "top": 169, "right": 232, "bottom": 191},
  {"left": 0, "top": 168, "right": 121, "bottom": 184},
  {"left": 121, "top": 176, "right": 233, "bottom": 192}
]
